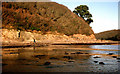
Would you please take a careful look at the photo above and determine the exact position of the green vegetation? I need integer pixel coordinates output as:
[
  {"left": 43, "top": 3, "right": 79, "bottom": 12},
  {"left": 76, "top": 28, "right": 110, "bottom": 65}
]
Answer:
[
  {"left": 2, "top": 2, "right": 94, "bottom": 35},
  {"left": 73, "top": 5, "right": 93, "bottom": 24},
  {"left": 95, "top": 30, "right": 120, "bottom": 41}
]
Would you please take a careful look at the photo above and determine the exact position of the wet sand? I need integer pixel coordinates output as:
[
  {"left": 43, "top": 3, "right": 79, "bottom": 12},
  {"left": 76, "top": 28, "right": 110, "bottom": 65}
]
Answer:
[{"left": 2, "top": 45, "right": 120, "bottom": 72}]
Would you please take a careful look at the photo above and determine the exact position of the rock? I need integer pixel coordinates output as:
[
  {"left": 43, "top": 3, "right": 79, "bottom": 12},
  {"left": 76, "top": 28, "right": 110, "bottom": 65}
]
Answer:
[
  {"left": 112, "top": 56, "right": 117, "bottom": 58},
  {"left": 49, "top": 57, "right": 58, "bottom": 60},
  {"left": 65, "top": 52, "right": 69, "bottom": 55},
  {"left": 99, "top": 62, "right": 105, "bottom": 65},
  {"left": 63, "top": 56, "right": 73, "bottom": 59},
  {"left": 10, "top": 52, "right": 19, "bottom": 54},
  {"left": 117, "top": 58, "right": 120, "bottom": 60},
  {"left": 93, "top": 56, "right": 101, "bottom": 58},
  {"left": 117, "top": 61, "right": 120, "bottom": 62},
  {"left": 84, "top": 53, "right": 89, "bottom": 54},
  {"left": 34, "top": 55, "right": 46, "bottom": 59},
  {"left": 44, "top": 62, "right": 51, "bottom": 65},
  {"left": 108, "top": 53, "right": 114, "bottom": 55},
  {"left": 24, "top": 64, "right": 31, "bottom": 65},
  {"left": 94, "top": 61, "right": 98, "bottom": 63},
  {"left": 36, "top": 61, "right": 39, "bottom": 62},
  {"left": 2, "top": 63, "right": 8, "bottom": 66},
  {"left": 68, "top": 60, "right": 75, "bottom": 63},
  {"left": 35, "top": 55, "right": 46, "bottom": 57},
  {"left": 33, "top": 30, "right": 37, "bottom": 33},
  {"left": 17, "top": 58, "right": 26, "bottom": 60},
  {"left": 76, "top": 52, "right": 83, "bottom": 54},
  {"left": 71, "top": 53, "right": 76, "bottom": 54}
]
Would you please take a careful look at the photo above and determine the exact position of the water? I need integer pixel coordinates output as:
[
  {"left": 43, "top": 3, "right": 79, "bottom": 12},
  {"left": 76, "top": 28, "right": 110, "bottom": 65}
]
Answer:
[
  {"left": 90, "top": 45, "right": 119, "bottom": 50},
  {"left": 2, "top": 45, "right": 120, "bottom": 72},
  {"left": 89, "top": 45, "right": 119, "bottom": 55}
]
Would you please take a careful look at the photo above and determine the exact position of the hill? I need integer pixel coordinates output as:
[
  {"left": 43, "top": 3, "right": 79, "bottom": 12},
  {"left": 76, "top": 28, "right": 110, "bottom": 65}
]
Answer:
[
  {"left": 95, "top": 30, "right": 120, "bottom": 41},
  {"left": 2, "top": 2, "right": 94, "bottom": 36}
]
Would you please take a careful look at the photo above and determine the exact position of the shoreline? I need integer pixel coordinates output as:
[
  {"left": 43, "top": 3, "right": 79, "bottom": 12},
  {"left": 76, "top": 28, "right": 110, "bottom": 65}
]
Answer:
[
  {"left": 1, "top": 41, "right": 119, "bottom": 48},
  {"left": 52, "top": 42, "right": 119, "bottom": 45}
]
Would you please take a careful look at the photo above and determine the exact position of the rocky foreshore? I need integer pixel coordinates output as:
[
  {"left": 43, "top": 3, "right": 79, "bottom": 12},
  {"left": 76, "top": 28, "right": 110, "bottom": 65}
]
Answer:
[{"left": 1, "top": 29, "right": 118, "bottom": 48}]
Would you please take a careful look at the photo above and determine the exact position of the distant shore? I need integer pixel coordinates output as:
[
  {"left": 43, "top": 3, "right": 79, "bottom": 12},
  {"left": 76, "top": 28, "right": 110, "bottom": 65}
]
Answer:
[{"left": 1, "top": 41, "right": 119, "bottom": 48}]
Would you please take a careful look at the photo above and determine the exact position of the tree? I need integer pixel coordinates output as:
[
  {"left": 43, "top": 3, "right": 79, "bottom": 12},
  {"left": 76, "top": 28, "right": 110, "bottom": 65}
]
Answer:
[{"left": 73, "top": 5, "right": 93, "bottom": 24}]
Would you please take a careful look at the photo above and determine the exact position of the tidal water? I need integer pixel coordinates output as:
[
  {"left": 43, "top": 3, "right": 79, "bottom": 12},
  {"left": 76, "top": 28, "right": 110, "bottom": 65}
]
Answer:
[
  {"left": 90, "top": 45, "right": 119, "bottom": 50},
  {"left": 1, "top": 45, "right": 120, "bottom": 72}
]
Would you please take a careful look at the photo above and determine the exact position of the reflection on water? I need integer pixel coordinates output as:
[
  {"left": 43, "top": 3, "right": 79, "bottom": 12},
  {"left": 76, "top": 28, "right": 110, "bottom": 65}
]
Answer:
[
  {"left": 89, "top": 45, "right": 119, "bottom": 55},
  {"left": 90, "top": 45, "right": 119, "bottom": 50},
  {"left": 2, "top": 45, "right": 120, "bottom": 72}
]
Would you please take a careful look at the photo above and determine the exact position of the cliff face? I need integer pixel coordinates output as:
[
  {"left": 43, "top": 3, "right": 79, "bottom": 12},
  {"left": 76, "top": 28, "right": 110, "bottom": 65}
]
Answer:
[
  {"left": 2, "top": 2, "right": 94, "bottom": 36},
  {"left": 1, "top": 29, "right": 96, "bottom": 44}
]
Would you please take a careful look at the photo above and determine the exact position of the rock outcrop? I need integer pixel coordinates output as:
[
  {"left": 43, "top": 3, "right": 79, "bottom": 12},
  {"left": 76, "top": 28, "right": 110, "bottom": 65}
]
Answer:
[{"left": 1, "top": 29, "right": 108, "bottom": 44}]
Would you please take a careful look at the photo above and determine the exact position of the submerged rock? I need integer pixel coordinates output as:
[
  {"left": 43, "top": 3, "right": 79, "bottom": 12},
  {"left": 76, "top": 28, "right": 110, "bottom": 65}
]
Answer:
[
  {"left": 10, "top": 52, "right": 19, "bottom": 54},
  {"left": 24, "top": 64, "right": 31, "bottom": 65},
  {"left": 49, "top": 57, "right": 58, "bottom": 60},
  {"left": 2, "top": 63, "right": 8, "bottom": 66},
  {"left": 93, "top": 56, "right": 101, "bottom": 58},
  {"left": 112, "top": 56, "right": 117, "bottom": 58},
  {"left": 94, "top": 61, "right": 98, "bottom": 63},
  {"left": 17, "top": 58, "right": 26, "bottom": 60},
  {"left": 63, "top": 56, "right": 73, "bottom": 59},
  {"left": 117, "top": 58, "right": 120, "bottom": 60},
  {"left": 117, "top": 61, "right": 120, "bottom": 62},
  {"left": 75, "top": 52, "right": 83, "bottom": 54},
  {"left": 84, "top": 53, "right": 89, "bottom": 54},
  {"left": 71, "top": 53, "right": 76, "bottom": 54},
  {"left": 108, "top": 53, "right": 114, "bottom": 55},
  {"left": 44, "top": 62, "right": 51, "bottom": 65},
  {"left": 99, "top": 62, "right": 105, "bottom": 65},
  {"left": 34, "top": 55, "right": 46, "bottom": 59},
  {"left": 68, "top": 60, "right": 75, "bottom": 63},
  {"left": 65, "top": 52, "right": 69, "bottom": 55}
]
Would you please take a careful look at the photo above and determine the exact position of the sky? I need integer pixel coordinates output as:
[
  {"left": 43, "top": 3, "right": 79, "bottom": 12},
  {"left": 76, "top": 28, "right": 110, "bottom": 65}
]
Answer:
[{"left": 51, "top": 0, "right": 119, "bottom": 33}]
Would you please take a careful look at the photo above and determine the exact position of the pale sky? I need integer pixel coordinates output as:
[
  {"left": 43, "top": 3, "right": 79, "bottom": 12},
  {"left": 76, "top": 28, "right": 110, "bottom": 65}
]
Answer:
[{"left": 51, "top": 0, "right": 119, "bottom": 33}]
